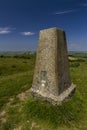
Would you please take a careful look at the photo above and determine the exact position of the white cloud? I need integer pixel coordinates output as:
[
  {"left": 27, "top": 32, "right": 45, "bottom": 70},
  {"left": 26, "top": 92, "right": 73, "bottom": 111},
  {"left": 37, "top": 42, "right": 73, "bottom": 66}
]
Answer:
[
  {"left": 21, "top": 32, "right": 35, "bottom": 36},
  {"left": 68, "top": 43, "right": 81, "bottom": 51},
  {"left": 53, "top": 9, "right": 76, "bottom": 15},
  {"left": 0, "top": 27, "right": 12, "bottom": 34},
  {"left": 80, "top": 3, "right": 87, "bottom": 6}
]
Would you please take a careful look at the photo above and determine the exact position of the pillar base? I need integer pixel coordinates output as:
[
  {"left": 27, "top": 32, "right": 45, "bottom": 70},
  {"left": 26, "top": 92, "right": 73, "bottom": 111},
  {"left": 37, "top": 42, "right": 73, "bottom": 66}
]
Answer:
[{"left": 30, "top": 83, "right": 76, "bottom": 105}]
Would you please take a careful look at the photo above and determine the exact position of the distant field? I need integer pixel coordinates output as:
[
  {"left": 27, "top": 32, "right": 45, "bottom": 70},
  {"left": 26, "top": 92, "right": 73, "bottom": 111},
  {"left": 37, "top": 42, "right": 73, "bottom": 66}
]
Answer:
[
  {"left": 0, "top": 52, "right": 87, "bottom": 130},
  {"left": 69, "top": 51, "right": 87, "bottom": 58}
]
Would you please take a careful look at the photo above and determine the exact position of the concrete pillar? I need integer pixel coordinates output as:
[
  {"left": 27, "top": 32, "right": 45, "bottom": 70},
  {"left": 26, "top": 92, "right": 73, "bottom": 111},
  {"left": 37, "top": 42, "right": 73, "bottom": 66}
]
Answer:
[{"left": 30, "top": 28, "right": 75, "bottom": 105}]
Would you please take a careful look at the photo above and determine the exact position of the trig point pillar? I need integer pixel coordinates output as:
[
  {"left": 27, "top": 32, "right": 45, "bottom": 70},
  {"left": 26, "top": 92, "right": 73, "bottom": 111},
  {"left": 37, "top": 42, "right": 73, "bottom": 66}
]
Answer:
[{"left": 30, "top": 27, "right": 75, "bottom": 105}]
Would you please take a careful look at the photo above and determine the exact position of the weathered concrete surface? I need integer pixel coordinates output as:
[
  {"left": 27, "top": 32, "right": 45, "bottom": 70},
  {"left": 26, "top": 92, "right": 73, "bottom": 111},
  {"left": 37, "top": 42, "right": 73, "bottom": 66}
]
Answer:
[{"left": 30, "top": 27, "right": 75, "bottom": 105}]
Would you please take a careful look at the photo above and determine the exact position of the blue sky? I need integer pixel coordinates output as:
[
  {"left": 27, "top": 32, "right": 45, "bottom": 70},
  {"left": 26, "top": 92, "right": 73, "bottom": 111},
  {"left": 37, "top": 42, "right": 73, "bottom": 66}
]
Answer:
[{"left": 0, "top": 0, "right": 87, "bottom": 51}]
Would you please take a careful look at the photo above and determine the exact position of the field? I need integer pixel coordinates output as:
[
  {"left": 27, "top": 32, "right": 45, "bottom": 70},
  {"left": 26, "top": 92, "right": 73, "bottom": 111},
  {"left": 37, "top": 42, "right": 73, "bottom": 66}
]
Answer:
[{"left": 0, "top": 52, "right": 87, "bottom": 130}]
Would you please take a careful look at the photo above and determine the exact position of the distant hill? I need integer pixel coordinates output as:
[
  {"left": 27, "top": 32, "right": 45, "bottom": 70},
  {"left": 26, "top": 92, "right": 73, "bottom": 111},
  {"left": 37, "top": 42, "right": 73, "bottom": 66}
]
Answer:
[
  {"left": 68, "top": 51, "right": 87, "bottom": 58},
  {"left": 0, "top": 51, "right": 36, "bottom": 58}
]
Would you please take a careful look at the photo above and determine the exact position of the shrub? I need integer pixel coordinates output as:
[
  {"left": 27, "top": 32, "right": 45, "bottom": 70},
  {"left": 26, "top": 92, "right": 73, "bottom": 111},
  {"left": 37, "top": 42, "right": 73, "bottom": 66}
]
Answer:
[
  {"left": 11, "top": 65, "right": 16, "bottom": 68},
  {"left": 70, "top": 62, "right": 80, "bottom": 67}
]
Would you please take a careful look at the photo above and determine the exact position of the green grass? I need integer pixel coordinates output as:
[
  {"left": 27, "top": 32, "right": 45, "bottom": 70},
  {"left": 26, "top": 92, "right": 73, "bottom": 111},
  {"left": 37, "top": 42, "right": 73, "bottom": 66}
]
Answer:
[
  {"left": 0, "top": 57, "right": 35, "bottom": 76},
  {"left": 22, "top": 60, "right": 87, "bottom": 129},
  {"left": 0, "top": 53, "right": 87, "bottom": 130},
  {"left": 0, "top": 71, "right": 33, "bottom": 109},
  {"left": 0, "top": 55, "right": 35, "bottom": 110}
]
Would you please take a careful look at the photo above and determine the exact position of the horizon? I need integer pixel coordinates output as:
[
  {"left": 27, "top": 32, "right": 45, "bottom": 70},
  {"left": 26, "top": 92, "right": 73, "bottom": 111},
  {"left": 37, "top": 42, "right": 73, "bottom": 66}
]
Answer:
[
  {"left": 0, "top": 50, "right": 87, "bottom": 53},
  {"left": 0, "top": 0, "right": 87, "bottom": 52}
]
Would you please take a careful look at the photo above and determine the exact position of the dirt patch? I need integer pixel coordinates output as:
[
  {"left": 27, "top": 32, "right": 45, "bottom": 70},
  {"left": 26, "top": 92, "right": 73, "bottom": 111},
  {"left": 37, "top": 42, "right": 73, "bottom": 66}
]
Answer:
[
  {"left": 0, "top": 110, "right": 6, "bottom": 117},
  {"left": 14, "top": 126, "right": 22, "bottom": 130},
  {"left": 6, "top": 97, "right": 14, "bottom": 107},
  {"left": 30, "top": 121, "right": 40, "bottom": 130},
  {"left": 16, "top": 89, "right": 30, "bottom": 101},
  {"left": 16, "top": 92, "right": 27, "bottom": 101},
  {"left": 0, "top": 110, "right": 6, "bottom": 123}
]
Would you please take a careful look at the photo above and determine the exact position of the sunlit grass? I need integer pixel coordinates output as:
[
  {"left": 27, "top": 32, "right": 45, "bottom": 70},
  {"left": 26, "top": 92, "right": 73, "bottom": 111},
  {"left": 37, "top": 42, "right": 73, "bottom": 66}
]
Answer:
[{"left": 0, "top": 53, "right": 87, "bottom": 130}]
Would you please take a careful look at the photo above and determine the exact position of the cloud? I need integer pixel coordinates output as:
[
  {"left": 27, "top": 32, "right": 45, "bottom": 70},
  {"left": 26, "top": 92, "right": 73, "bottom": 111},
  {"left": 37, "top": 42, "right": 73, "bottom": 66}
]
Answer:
[
  {"left": 53, "top": 9, "right": 76, "bottom": 15},
  {"left": 0, "top": 27, "right": 12, "bottom": 34},
  {"left": 80, "top": 3, "right": 87, "bottom": 6},
  {"left": 21, "top": 32, "right": 35, "bottom": 36},
  {"left": 68, "top": 43, "right": 81, "bottom": 51}
]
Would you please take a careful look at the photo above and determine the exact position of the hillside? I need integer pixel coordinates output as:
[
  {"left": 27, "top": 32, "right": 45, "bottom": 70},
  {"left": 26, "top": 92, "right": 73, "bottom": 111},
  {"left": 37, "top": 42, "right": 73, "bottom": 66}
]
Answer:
[{"left": 0, "top": 52, "right": 87, "bottom": 130}]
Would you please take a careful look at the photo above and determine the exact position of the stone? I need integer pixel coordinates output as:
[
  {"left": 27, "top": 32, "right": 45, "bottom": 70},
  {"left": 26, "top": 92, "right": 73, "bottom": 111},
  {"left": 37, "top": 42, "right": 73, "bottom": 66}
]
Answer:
[{"left": 30, "top": 27, "right": 75, "bottom": 105}]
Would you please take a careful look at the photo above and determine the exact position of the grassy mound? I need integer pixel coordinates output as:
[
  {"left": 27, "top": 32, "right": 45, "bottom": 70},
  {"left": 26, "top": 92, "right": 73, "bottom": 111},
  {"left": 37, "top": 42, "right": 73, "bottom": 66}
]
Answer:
[{"left": 0, "top": 53, "right": 87, "bottom": 130}]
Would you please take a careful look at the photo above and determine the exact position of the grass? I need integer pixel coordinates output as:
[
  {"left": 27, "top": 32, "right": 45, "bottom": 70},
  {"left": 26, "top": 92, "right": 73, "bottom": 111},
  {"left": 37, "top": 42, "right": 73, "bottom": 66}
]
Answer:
[
  {"left": 0, "top": 55, "right": 35, "bottom": 110},
  {"left": 0, "top": 52, "right": 87, "bottom": 130},
  {"left": 0, "top": 71, "right": 33, "bottom": 109},
  {"left": 22, "top": 59, "right": 87, "bottom": 130},
  {"left": 0, "top": 56, "right": 35, "bottom": 76}
]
